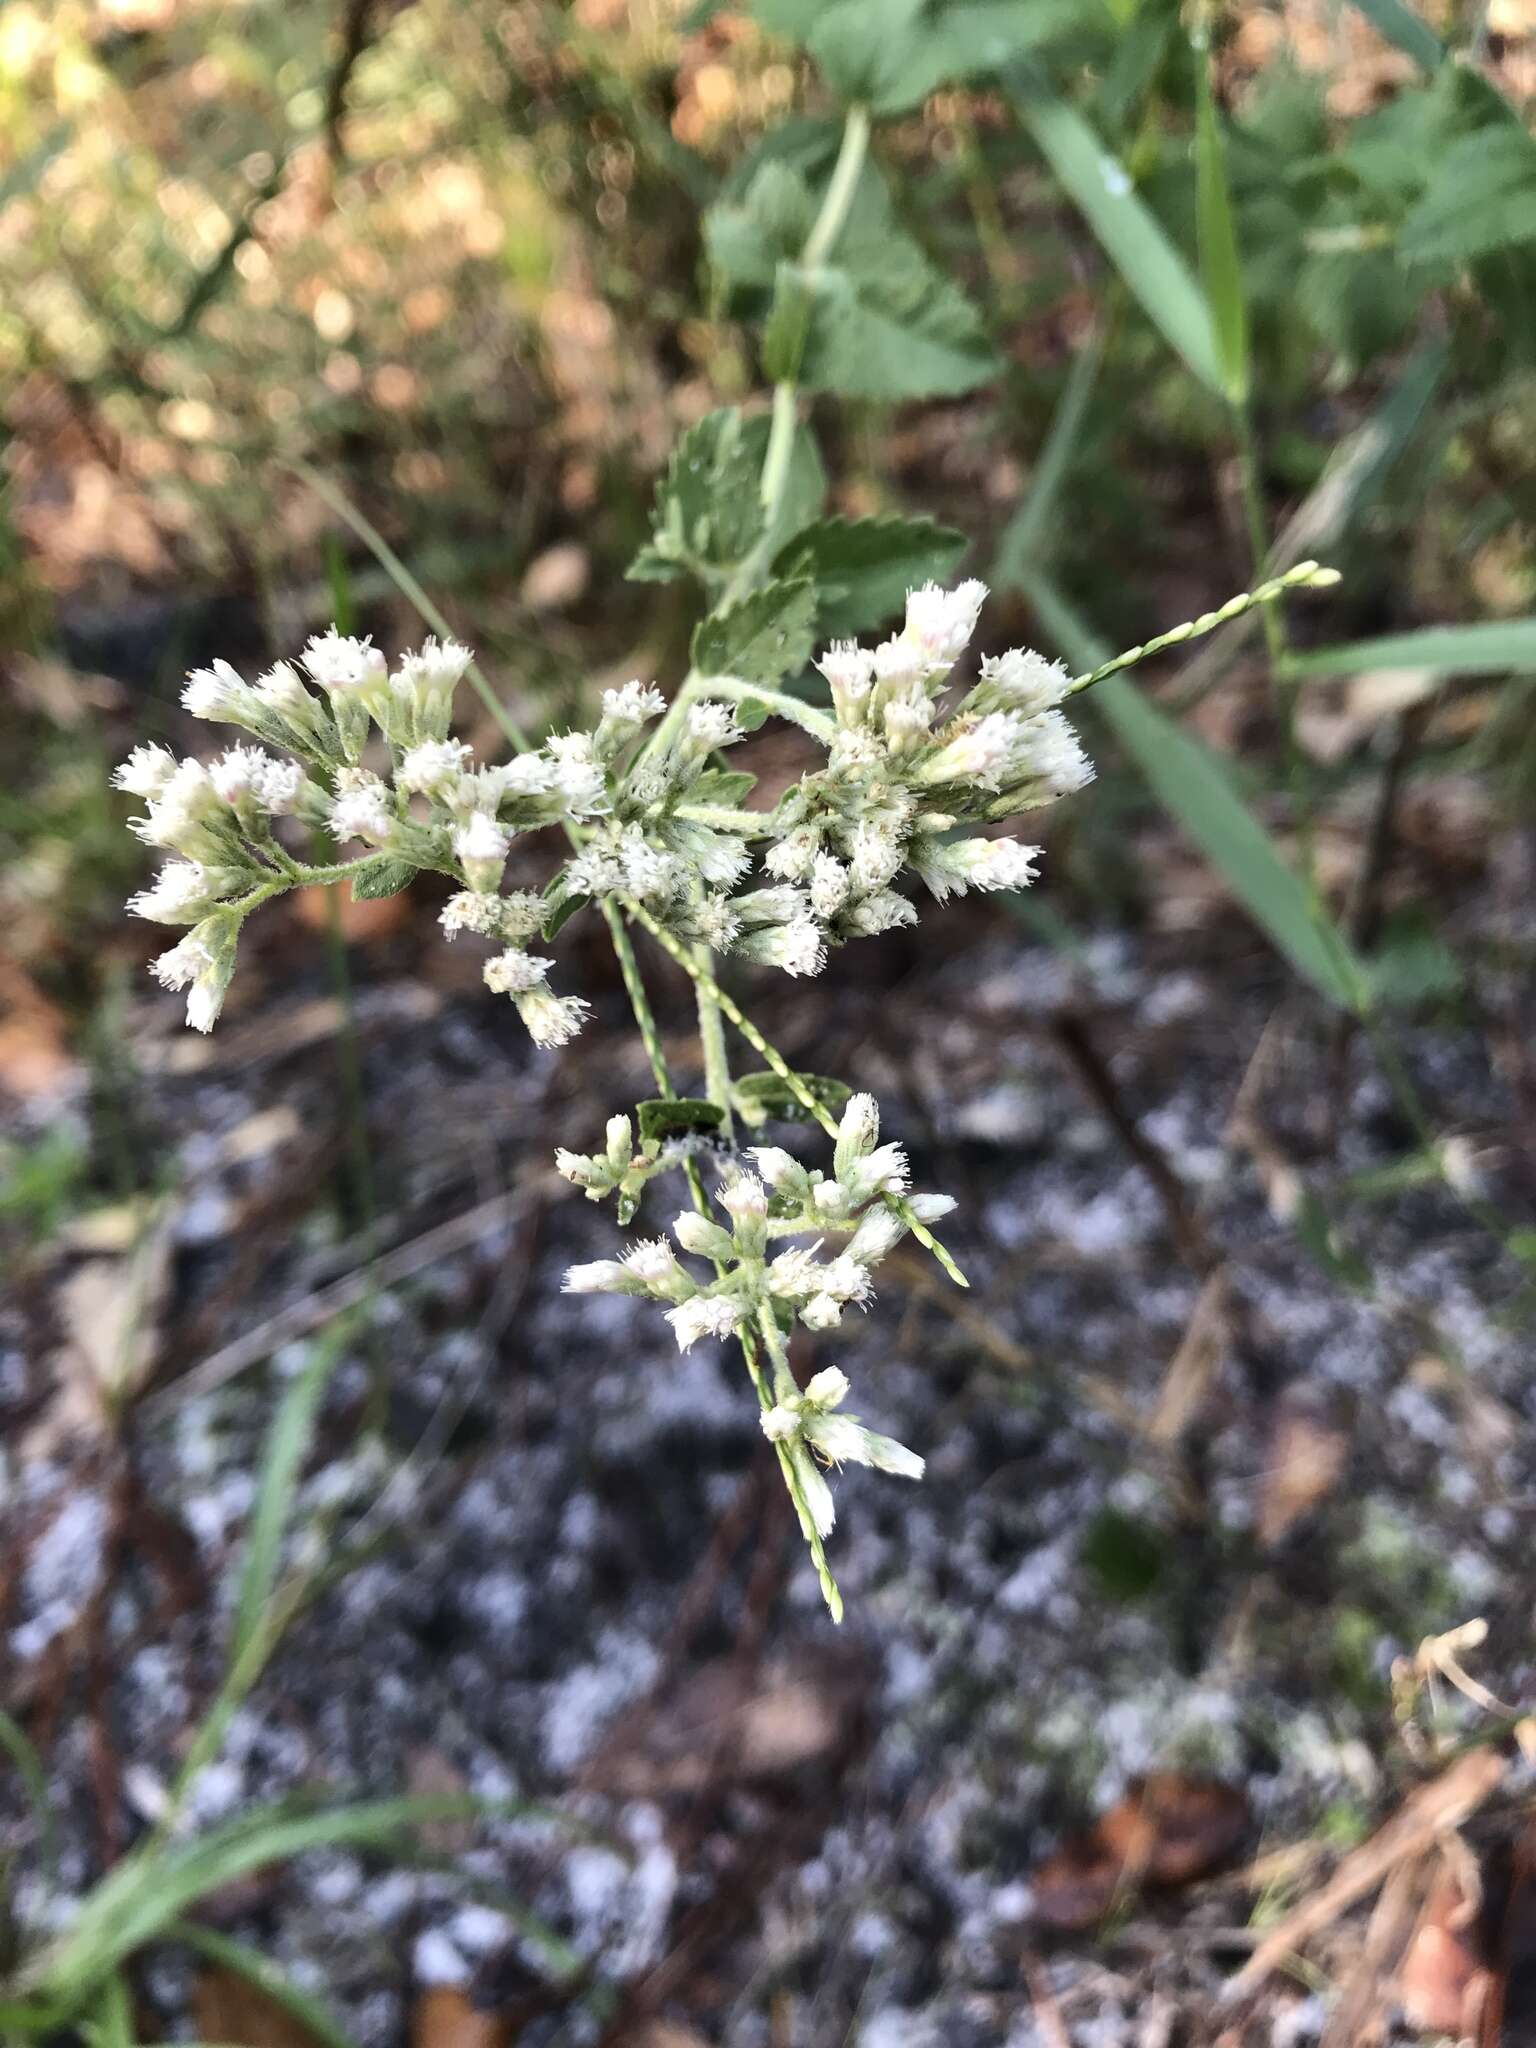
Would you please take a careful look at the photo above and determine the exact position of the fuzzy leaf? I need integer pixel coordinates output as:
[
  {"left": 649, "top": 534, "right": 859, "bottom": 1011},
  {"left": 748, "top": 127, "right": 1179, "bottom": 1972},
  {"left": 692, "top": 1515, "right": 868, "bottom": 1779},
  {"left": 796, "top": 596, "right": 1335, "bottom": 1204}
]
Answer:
[
  {"left": 688, "top": 767, "right": 759, "bottom": 806},
  {"left": 1397, "top": 127, "right": 1536, "bottom": 266},
  {"left": 542, "top": 878, "right": 590, "bottom": 941},
  {"left": 636, "top": 1097, "right": 726, "bottom": 1143},
  {"left": 692, "top": 577, "right": 818, "bottom": 685},
  {"left": 752, "top": 0, "right": 1091, "bottom": 112},
  {"left": 732, "top": 1070, "right": 853, "bottom": 1127},
  {"left": 774, "top": 513, "right": 967, "bottom": 635},
  {"left": 628, "top": 406, "right": 825, "bottom": 586},
  {"left": 348, "top": 855, "right": 416, "bottom": 901}
]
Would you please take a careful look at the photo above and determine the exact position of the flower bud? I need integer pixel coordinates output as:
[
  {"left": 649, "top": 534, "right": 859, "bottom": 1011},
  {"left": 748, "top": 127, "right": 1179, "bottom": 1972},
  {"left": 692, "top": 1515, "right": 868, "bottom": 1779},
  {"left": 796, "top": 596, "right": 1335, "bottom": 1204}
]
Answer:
[{"left": 673, "top": 1210, "right": 734, "bottom": 1261}]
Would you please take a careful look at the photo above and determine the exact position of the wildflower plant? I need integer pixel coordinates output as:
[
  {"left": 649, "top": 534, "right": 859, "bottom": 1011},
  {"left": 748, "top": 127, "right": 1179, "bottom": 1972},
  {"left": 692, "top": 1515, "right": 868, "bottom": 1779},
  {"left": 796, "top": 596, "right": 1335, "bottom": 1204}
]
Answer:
[{"left": 115, "top": 27, "right": 1339, "bottom": 1621}]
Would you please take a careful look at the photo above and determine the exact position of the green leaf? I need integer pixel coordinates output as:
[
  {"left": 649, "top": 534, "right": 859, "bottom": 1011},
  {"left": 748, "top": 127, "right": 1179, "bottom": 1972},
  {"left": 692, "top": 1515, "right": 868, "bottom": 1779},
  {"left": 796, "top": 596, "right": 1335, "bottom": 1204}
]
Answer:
[
  {"left": 1023, "top": 572, "right": 1369, "bottom": 1012},
  {"left": 1011, "top": 76, "right": 1225, "bottom": 394},
  {"left": 1191, "top": 31, "right": 1249, "bottom": 404},
  {"left": 1398, "top": 127, "right": 1536, "bottom": 266},
  {"left": 1284, "top": 619, "right": 1536, "bottom": 678},
  {"left": 348, "top": 854, "right": 416, "bottom": 901},
  {"left": 26, "top": 1797, "right": 537, "bottom": 2004},
  {"left": 732, "top": 1070, "right": 853, "bottom": 1127},
  {"left": 1351, "top": 0, "right": 1442, "bottom": 71},
  {"left": 231, "top": 1330, "right": 347, "bottom": 1668},
  {"left": 991, "top": 330, "right": 1104, "bottom": 585},
  {"left": 626, "top": 407, "right": 764, "bottom": 585},
  {"left": 774, "top": 514, "right": 968, "bottom": 636},
  {"left": 705, "top": 160, "right": 816, "bottom": 290},
  {"left": 692, "top": 576, "right": 818, "bottom": 685},
  {"left": 687, "top": 767, "right": 759, "bottom": 806},
  {"left": 637, "top": 1097, "right": 725, "bottom": 1143},
  {"left": 168, "top": 1922, "right": 358, "bottom": 2048},
  {"left": 542, "top": 883, "right": 591, "bottom": 942},
  {"left": 754, "top": 0, "right": 1093, "bottom": 114}
]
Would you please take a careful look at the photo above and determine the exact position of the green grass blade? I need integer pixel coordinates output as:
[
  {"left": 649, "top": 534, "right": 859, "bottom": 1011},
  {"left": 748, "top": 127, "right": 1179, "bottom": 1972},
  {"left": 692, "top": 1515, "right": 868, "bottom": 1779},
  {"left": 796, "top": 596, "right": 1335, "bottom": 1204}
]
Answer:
[
  {"left": 27, "top": 1796, "right": 540, "bottom": 2002},
  {"left": 1352, "top": 0, "right": 1442, "bottom": 70},
  {"left": 168, "top": 1921, "right": 359, "bottom": 2048},
  {"left": 231, "top": 1326, "right": 349, "bottom": 1669},
  {"left": 992, "top": 328, "right": 1105, "bottom": 586},
  {"left": 1191, "top": 25, "right": 1249, "bottom": 404},
  {"left": 0, "top": 1707, "right": 58, "bottom": 1881},
  {"left": 1011, "top": 73, "right": 1224, "bottom": 394},
  {"left": 1024, "top": 572, "right": 1368, "bottom": 1011},
  {"left": 1284, "top": 618, "right": 1536, "bottom": 678}
]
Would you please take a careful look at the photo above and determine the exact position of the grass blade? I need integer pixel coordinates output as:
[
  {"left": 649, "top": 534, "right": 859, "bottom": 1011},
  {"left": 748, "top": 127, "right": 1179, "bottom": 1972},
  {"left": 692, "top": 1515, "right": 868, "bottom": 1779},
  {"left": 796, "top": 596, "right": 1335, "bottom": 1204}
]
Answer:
[
  {"left": 231, "top": 1325, "right": 349, "bottom": 1668},
  {"left": 0, "top": 1707, "right": 58, "bottom": 1881},
  {"left": 1011, "top": 73, "right": 1224, "bottom": 394},
  {"left": 1191, "top": 24, "right": 1249, "bottom": 404},
  {"left": 1284, "top": 619, "right": 1536, "bottom": 678},
  {"left": 169, "top": 1921, "right": 359, "bottom": 2048},
  {"left": 1024, "top": 571, "right": 1368, "bottom": 1011},
  {"left": 1352, "top": 0, "right": 1442, "bottom": 71},
  {"left": 992, "top": 328, "right": 1105, "bottom": 586},
  {"left": 27, "top": 1796, "right": 541, "bottom": 2001}
]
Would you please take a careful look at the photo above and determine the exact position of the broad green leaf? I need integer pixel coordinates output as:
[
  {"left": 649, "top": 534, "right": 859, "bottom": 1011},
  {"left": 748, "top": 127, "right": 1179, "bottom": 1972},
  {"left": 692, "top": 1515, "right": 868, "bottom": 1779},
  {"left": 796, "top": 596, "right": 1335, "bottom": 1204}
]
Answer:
[
  {"left": 811, "top": 0, "right": 1091, "bottom": 114},
  {"left": 626, "top": 407, "right": 764, "bottom": 584},
  {"left": 1284, "top": 619, "right": 1536, "bottom": 678},
  {"left": 692, "top": 577, "right": 818, "bottom": 685},
  {"left": 733, "top": 1070, "right": 853, "bottom": 1127},
  {"left": 1191, "top": 30, "right": 1249, "bottom": 403},
  {"left": 168, "top": 1922, "right": 358, "bottom": 2048},
  {"left": 1011, "top": 77, "right": 1224, "bottom": 394},
  {"left": 1023, "top": 573, "right": 1368, "bottom": 1012},
  {"left": 1398, "top": 127, "right": 1536, "bottom": 266},
  {"left": 231, "top": 1330, "right": 347, "bottom": 1666},
  {"left": 687, "top": 767, "right": 759, "bottom": 806},
  {"left": 773, "top": 513, "right": 967, "bottom": 635},
  {"left": 704, "top": 160, "right": 815, "bottom": 291},
  {"left": 1352, "top": 0, "right": 1442, "bottom": 70},
  {"left": 637, "top": 1097, "right": 725, "bottom": 1143},
  {"left": 348, "top": 854, "right": 415, "bottom": 901}
]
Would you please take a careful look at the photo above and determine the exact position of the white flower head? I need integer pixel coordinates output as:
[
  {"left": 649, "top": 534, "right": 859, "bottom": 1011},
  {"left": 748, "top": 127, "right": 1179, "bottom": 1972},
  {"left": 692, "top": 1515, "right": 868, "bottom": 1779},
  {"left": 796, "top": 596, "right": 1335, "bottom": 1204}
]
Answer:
[
  {"left": 543, "top": 732, "right": 606, "bottom": 815},
  {"left": 809, "top": 852, "right": 851, "bottom": 919},
  {"left": 766, "top": 1245, "right": 824, "bottom": 1302},
  {"left": 841, "top": 890, "right": 916, "bottom": 938},
  {"left": 515, "top": 988, "right": 590, "bottom": 1049},
  {"left": 398, "top": 740, "right": 473, "bottom": 796},
  {"left": 181, "top": 659, "right": 252, "bottom": 722},
  {"left": 846, "top": 820, "right": 904, "bottom": 895},
  {"left": 329, "top": 774, "right": 396, "bottom": 846},
  {"left": 673, "top": 1209, "right": 733, "bottom": 1260},
  {"left": 439, "top": 890, "right": 541, "bottom": 943},
  {"left": 454, "top": 810, "right": 511, "bottom": 890},
  {"left": 1009, "top": 708, "right": 1095, "bottom": 802},
  {"left": 976, "top": 646, "right": 1072, "bottom": 717},
  {"left": 837, "top": 1092, "right": 880, "bottom": 1163},
  {"left": 621, "top": 1237, "right": 685, "bottom": 1296},
  {"left": 563, "top": 1259, "right": 630, "bottom": 1294},
  {"left": 209, "top": 745, "right": 303, "bottom": 815},
  {"left": 395, "top": 636, "right": 472, "bottom": 704},
  {"left": 149, "top": 918, "right": 233, "bottom": 1033},
  {"left": 303, "top": 629, "right": 387, "bottom": 695},
  {"left": 600, "top": 679, "right": 666, "bottom": 730},
  {"left": 114, "top": 744, "right": 179, "bottom": 799},
  {"left": 128, "top": 861, "right": 227, "bottom": 925},
  {"left": 902, "top": 578, "right": 987, "bottom": 672},
  {"left": 481, "top": 948, "right": 549, "bottom": 996},
  {"left": 871, "top": 636, "right": 927, "bottom": 693},
  {"left": 665, "top": 1295, "right": 742, "bottom": 1351},
  {"left": 919, "top": 711, "right": 1024, "bottom": 790},
  {"left": 686, "top": 701, "right": 743, "bottom": 753},
  {"left": 733, "top": 917, "right": 826, "bottom": 978},
  {"left": 765, "top": 826, "right": 821, "bottom": 882}
]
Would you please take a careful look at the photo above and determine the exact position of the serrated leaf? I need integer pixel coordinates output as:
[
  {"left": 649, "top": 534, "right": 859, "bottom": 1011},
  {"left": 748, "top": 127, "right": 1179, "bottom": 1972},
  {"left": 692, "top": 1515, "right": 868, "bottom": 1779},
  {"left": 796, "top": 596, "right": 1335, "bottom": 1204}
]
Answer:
[
  {"left": 692, "top": 577, "right": 817, "bottom": 685},
  {"left": 542, "top": 884, "right": 590, "bottom": 941},
  {"left": 796, "top": 165, "right": 998, "bottom": 399},
  {"left": 637, "top": 1097, "right": 725, "bottom": 1143},
  {"left": 732, "top": 1070, "right": 853, "bottom": 1127},
  {"left": 688, "top": 768, "right": 759, "bottom": 806},
  {"left": 813, "top": 0, "right": 1091, "bottom": 114},
  {"left": 774, "top": 513, "right": 967, "bottom": 636},
  {"left": 628, "top": 408, "right": 825, "bottom": 588},
  {"left": 348, "top": 855, "right": 416, "bottom": 901},
  {"left": 1397, "top": 127, "right": 1536, "bottom": 266}
]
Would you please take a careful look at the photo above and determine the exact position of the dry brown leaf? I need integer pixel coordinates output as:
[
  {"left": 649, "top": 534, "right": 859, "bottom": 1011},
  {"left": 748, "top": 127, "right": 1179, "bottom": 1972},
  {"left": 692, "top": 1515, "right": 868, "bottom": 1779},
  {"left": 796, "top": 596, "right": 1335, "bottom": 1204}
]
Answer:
[
  {"left": 193, "top": 1965, "right": 326, "bottom": 2048},
  {"left": 520, "top": 541, "right": 590, "bottom": 611},
  {"left": 1257, "top": 1391, "right": 1350, "bottom": 1547},
  {"left": 0, "top": 959, "right": 77, "bottom": 1099},
  {"left": 35, "top": 1199, "right": 176, "bottom": 1443},
  {"left": 411, "top": 1987, "right": 512, "bottom": 2048},
  {"left": 1032, "top": 1773, "right": 1250, "bottom": 1930},
  {"left": 1399, "top": 1866, "right": 1485, "bottom": 2035}
]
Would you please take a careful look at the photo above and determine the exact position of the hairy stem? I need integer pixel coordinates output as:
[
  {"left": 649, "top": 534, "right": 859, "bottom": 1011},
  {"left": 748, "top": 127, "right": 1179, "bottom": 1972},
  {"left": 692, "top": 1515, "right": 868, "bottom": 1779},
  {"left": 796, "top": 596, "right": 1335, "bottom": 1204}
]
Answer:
[{"left": 757, "top": 1304, "right": 843, "bottom": 1623}]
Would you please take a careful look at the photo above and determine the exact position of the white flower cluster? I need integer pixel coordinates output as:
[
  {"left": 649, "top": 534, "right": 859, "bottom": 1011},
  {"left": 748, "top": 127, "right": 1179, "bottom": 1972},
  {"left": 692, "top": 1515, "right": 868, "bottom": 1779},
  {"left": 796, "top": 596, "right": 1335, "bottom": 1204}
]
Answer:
[
  {"left": 767, "top": 580, "right": 1092, "bottom": 939},
  {"left": 560, "top": 1091, "right": 940, "bottom": 1531},
  {"left": 761, "top": 1367, "right": 922, "bottom": 1540},
  {"left": 120, "top": 583, "right": 1090, "bottom": 1040}
]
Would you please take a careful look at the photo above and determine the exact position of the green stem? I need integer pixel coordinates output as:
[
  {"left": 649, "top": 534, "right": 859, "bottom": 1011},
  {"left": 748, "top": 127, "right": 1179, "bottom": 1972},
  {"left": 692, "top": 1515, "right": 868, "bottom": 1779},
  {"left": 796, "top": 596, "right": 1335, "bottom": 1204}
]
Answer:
[
  {"left": 758, "top": 379, "right": 800, "bottom": 520},
  {"left": 1064, "top": 562, "right": 1340, "bottom": 698},
  {"left": 694, "top": 942, "right": 735, "bottom": 1141},
  {"left": 622, "top": 896, "right": 969, "bottom": 1289},
  {"left": 756, "top": 1305, "right": 844, "bottom": 1624},
  {"left": 801, "top": 104, "right": 871, "bottom": 269},
  {"left": 601, "top": 900, "right": 672, "bottom": 1097}
]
